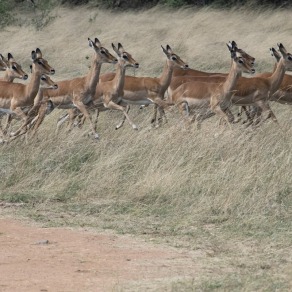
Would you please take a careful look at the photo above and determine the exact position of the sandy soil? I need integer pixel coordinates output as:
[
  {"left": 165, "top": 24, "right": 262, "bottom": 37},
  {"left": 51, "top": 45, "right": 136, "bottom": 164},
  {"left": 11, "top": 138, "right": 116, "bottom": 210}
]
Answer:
[{"left": 0, "top": 218, "right": 203, "bottom": 292}]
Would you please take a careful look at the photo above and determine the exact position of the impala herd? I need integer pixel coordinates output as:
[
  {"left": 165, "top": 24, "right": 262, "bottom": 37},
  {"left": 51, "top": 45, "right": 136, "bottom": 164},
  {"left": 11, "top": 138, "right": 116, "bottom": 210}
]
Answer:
[{"left": 0, "top": 38, "right": 292, "bottom": 143}]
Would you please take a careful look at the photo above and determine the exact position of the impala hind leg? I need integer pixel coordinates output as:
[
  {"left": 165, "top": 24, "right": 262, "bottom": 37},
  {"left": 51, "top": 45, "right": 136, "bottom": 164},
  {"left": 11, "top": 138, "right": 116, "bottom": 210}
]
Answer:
[
  {"left": 151, "top": 104, "right": 158, "bottom": 126},
  {"left": 156, "top": 106, "right": 167, "bottom": 128},
  {"left": 253, "top": 101, "right": 278, "bottom": 126},
  {"left": 115, "top": 105, "right": 130, "bottom": 130},
  {"left": 106, "top": 101, "right": 138, "bottom": 130},
  {"left": 177, "top": 101, "right": 191, "bottom": 127},
  {"left": 3, "top": 114, "right": 13, "bottom": 135},
  {"left": 195, "top": 109, "right": 216, "bottom": 129}
]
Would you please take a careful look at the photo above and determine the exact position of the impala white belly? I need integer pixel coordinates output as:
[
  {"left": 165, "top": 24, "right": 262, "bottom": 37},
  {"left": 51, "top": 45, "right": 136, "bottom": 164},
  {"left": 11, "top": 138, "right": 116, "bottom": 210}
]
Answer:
[
  {"left": 0, "top": 108, "right": 14, "bottom": 115},
  {"left": 123, "top": 90, "right": 148, "bottom": 103},
  {"left": 231, "top": 93, "right": 258, "bottom": 105},
  {"left": 185, "top": 98, "right": 210, "bottom": 109},
  {"left": 0, "top": 98, "right": 11, "bottom": 109},
  {"left": 51, "top": 95, "right": 75, "bottom": 109},
  {"left": 122, "top": 98, "right": 153, "bottom": 105}
]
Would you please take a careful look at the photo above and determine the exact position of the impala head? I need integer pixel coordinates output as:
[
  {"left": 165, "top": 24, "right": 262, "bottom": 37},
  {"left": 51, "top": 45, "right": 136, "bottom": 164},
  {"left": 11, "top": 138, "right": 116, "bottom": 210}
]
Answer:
[
  {"left": 40, "top": 74, "right": 58, "bottom": 90},
  {"left": 161, "top": 45, "right": 189, "bottom": 70},
  {"left": 276, "top": 43, "right": 292, "bottom": 70},
  {"left": 0, "top": 54, "right": 8, "bottom": 71},
  {"left": 227, "top": 44, "right": 255, "bottom": 74},
  {"left": 227, "top": 41, "right": 255, "bottom": 67},
  {"left": 112, "top": 43, "right": 139, "bottom": 69},
  {"left": 31, "top": 48, "right": 55, "bottom": 75},
  {"left": 6, "top": 53, "right": 28, "bottom": 80},
  {"left": 88, "top": 37, "right": 118, "bottom": 64}
]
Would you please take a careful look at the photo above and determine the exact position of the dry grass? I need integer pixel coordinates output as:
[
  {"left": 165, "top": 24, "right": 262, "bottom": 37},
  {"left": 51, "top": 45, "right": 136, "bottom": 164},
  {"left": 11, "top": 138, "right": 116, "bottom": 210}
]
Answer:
[{"left": 0, "top": 5, "right": 292, "bottom": 291}]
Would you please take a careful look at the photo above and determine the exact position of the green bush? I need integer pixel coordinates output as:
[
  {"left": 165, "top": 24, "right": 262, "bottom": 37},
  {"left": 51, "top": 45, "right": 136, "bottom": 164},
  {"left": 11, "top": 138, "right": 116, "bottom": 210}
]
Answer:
[{"left": 0, "top": 0, "right": 14, "bottom": 27}]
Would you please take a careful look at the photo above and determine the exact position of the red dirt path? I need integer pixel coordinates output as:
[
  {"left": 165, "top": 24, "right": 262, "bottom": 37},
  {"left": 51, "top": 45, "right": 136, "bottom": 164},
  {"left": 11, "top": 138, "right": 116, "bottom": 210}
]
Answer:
[{"left": 0, "top": 218, "right": 201, "bottom": 291}]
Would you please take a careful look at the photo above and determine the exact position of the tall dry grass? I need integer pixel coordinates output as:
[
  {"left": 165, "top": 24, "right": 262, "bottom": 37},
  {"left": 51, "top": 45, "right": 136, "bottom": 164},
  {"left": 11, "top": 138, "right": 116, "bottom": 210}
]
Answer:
[{"left": 0, "top": 5, "right": 292, "bottom": 290}]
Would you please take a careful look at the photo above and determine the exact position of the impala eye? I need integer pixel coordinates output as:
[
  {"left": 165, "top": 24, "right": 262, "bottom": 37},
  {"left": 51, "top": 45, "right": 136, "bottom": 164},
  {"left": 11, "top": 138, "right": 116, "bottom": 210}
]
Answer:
[
  {"left": 41, "top": 76, "right": 46, "bottom": 81},
  {"left": 238, "top": 59, "right": 243, "bottom": 64},
  {"left": 38, "top": 61, "right": 43, "bottom": 65},
  {"left": 123, "top": 55, "right": 128, "bottom": 60},
  {"left": 101, "top": 50, "right": 106, "bottom": 54},
  {"left": 171, "top": 56, "right": 177, "bottom": 61},
  {"left": 12, "top": 65, "right": 17, "bottom": 70},
  {"left": 288, "top": 56, "right": 292, "bottom": 61}
]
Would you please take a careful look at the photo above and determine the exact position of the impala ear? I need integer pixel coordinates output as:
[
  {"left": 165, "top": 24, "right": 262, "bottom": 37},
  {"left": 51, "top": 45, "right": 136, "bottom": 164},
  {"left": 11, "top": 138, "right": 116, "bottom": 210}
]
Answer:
[
  {"left": 277, "top": 43, "right": 287, "bottom": 56},
  {"left": 31, "top": 50, "right": 37, "bottom": 61},
  {"left": 112, "top": 43, "right": 120, "bottom": 56},
  {"left": 88, "top": 37, "right": 94, "bottom": 47},
  {"left": 36, "top": 48, "right": 42, "bottom": 58},
  {"left": 270, "top": 47, "right": 281, "bottom": 62},
  {"left": 161, "top": 45, "right": 169, "bottom": 56},
  {"left": 231, "top": 40, "right": 238, "bottom": 49},
  {"left": 7, "top": 53, "right": 14, "bottom": 61},
  {"left": 117, "top": 43, "right": 125, "bottom": 52},
  {"left": 227, "top": 43, "right": 236, "bottom": 57},
  {"left": 166, "top": 44, "right": 172, "bottom": 54},
  {"left": 227, "top": 42, "right": 233, "bottom": 50},
  {"left": 94, "top": 38, "right": 101, "bottom": 47}
]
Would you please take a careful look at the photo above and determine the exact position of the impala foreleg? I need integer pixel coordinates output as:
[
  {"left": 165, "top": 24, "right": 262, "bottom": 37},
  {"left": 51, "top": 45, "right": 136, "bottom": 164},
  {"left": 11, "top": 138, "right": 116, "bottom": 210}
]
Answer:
[
  {"left": 73, "top": 99, "right": 99, "bottom": 139},
  {"left": 30, "top": 102, "right": 49, "bottom": 137},
  {"left": 9, "top": 107, "right": 30, "bottom": 137},
  {"left": 210, "top": 97, "right": 232, "bottom": 126}
]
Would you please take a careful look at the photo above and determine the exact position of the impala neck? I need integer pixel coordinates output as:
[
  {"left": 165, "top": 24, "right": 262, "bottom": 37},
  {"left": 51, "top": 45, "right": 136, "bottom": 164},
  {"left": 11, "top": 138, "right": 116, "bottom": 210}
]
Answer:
[
  {"left": 113, "top": 61, "right": 126, "bottom": 93},
  {"left": 222, "top": 60, "right": 242, "bottom": 99},
  {"left": 26, "top": 69, "right": 42, "bottom": 100},
  {"left": 85, "top": 56, "right": 102, "bottom": 93},
  {"left": 268, "top": 58, "right": 286, "bottom": 94},
  {"left": 159, "top": 60, "right": 175, "bottom": 92}
]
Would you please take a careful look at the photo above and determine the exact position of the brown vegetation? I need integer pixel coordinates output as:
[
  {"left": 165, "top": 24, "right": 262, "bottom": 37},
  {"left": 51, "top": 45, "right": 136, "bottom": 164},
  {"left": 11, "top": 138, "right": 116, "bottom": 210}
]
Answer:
[{"left": 0, "top": 5, "right": 292, "bottom": 291}]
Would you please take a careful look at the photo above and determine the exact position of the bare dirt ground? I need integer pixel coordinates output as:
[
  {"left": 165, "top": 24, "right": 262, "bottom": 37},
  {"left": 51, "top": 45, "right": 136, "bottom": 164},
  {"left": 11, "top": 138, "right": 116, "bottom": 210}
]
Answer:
[{"left": 0, "top": 218, "right": 203, "bottom": 292}]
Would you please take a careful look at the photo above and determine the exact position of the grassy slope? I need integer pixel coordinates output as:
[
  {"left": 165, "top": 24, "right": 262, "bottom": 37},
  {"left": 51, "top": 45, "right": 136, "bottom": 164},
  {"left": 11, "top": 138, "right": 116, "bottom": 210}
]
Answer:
[{"left": 0, "top": 5, "right": 292, "bottom": 291}]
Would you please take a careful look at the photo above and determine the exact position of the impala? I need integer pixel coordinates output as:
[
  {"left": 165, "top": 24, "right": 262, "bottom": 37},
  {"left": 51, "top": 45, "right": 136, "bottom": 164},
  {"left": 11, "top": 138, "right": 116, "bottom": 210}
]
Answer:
[
  {"left": 0, "top": 48, "right": 55, "bottom": 139},
  {"left": 9, "top": 74, "right": 58, "bottom": 140},
  {"left": 32, "top": 38, "right": 117, "bottom": 138},
  {"left": 210, "top": 43, "right": 292, "bottom": 125},
  {"left": 99, "top": 44, "right": 188, "bottom": 129},
  {"left": 0, "top": 53, "right": 29, "bottom": 133},
  {"left": 91, "top": 43, "right": 139, "bottom": 131},
  {"left": 240, "top": 47, "right": 292, "bottom": 123},
  {"left": 167, "top": 42, "right": 255, "bottom": 127},
  {"left": 61, "top": 44, "right": 188, "bottom": 131},
  {"left": 0, "top": 53, "right": 28, "bottom": 82},
  {"left": 168, "top": 43, "right": 292, "bottom": 127}
]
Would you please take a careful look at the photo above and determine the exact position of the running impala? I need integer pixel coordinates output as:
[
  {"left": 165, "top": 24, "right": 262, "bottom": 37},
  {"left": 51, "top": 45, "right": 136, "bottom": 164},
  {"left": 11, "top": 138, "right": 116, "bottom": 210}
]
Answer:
[
  {"left": 31, "top": 38, "right": 118, "bottom": 138},
  {"left": 62, "top": 44, "right": 188, "bottom": 131},
  {"left": 0, "top": 48, "right": 55, "bottom": 139}
]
